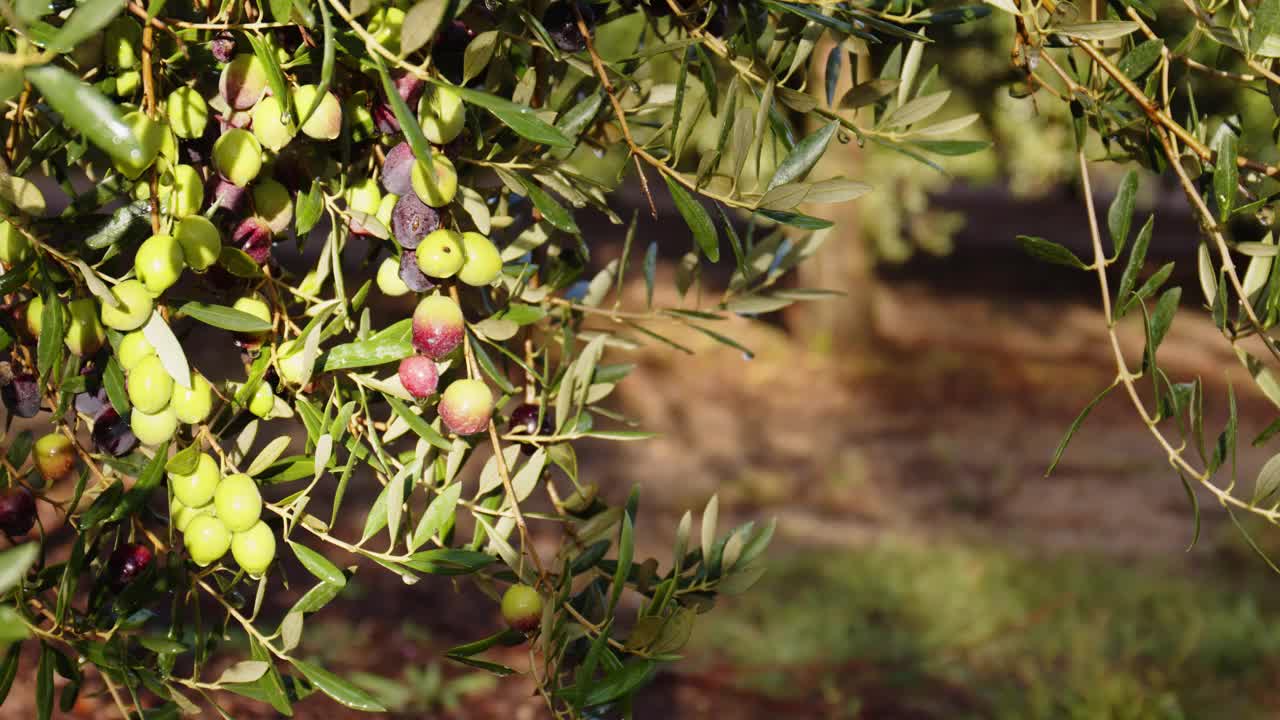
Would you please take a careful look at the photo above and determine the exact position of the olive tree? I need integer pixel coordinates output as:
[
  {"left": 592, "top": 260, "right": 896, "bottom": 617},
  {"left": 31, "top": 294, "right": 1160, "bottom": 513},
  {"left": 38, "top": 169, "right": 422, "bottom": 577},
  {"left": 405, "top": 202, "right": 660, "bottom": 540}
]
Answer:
[{"left": 0, "top": 1, "right": 967, "bottom": 716}]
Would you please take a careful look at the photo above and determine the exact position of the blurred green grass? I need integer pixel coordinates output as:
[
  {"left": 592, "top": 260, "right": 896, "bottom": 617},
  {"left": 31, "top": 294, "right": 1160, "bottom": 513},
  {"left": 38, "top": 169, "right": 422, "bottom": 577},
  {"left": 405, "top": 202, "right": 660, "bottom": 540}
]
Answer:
[{"left": 692, "top": 541, "right": 1280, "bottom": 719}]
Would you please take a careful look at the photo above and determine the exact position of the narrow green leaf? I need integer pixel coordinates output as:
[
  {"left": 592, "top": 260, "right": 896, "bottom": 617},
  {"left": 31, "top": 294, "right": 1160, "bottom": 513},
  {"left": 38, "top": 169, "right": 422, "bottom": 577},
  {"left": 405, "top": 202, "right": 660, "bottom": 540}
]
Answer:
[
  {"left": 1214, "top": 133, "right": 1238, "bottom": 223},
  {"left": 1016, "top": 235, "right": 1087, "bottom": 269},
  {"left": 662, "top": 175, "right": 718, "bottom": 262},
  {"left": 49, "top": 0, "right": 127, "bottom": 53},
  {"left": 1045, "top": 382, "right": 1116, "bottom": 477},
  {"left": 289, "top": 541, "right": 346, "bottom": 587},
  {"left": 767, "top": 121, "right": 837, "bottom": 191},
  {"left": 1113, "top": 214, "right": 1154, "bottom": 319},
  {"left": 443, "top": 84, "right": 573, "bottom": 147},
  {"left": 25, "top": 65, "right": 142, "bottom": 166},
  {"left": 292, "top": 660, "right": 386, "bottom": 712},
  {"left": 374, "top": 56, "right": 434, "bottom": 170},
  {"left": 520, "top": 176, "right": 578, "bottom": 234},
  {"left": 385, "top": 397, "right": 451, "bottom": 450},
  {"left": 179, "top": 302, "right": 273, "bottom": 332}
]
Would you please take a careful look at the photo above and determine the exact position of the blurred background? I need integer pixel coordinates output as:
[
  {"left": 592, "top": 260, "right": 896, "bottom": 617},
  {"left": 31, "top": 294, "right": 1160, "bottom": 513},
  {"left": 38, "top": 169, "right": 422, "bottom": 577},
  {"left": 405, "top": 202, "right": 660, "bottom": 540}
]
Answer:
[{"left": 14, "top": 9, "right": 1280, "bottom": 720}]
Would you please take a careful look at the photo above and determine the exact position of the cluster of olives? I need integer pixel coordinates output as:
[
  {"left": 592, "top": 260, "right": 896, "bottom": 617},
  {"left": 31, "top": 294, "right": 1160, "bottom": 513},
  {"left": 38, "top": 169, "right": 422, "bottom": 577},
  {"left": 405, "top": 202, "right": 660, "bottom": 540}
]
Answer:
[
  {"left": 117, "top": 330, "right": 214, "bottom": 445},
  {"left": 169, "top": 453, "right": 275, "bottom": 576}
]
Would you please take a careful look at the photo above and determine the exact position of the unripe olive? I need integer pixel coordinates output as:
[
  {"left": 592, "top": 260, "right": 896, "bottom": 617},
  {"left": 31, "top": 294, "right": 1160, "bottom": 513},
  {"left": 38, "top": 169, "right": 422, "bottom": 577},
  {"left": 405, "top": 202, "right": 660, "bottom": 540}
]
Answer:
[
  {"left": 0, "top": 488, "right": 37, "bottom": 536},
  {"left": 415, "top": 229, "right": 465, "bottom": 279},
  {"left": 250, "top": 95, "right": 296, "bottom": 152},
  {"left": 230, "top": 520, "right": 276, "bottom": 577},
  {"left": 114, "top": 70, "right": 141, "bottom": 97},
  {"left": 117, "top": 330, "right": 155, "bottom": 371},
  {"left": 410, "top": 154, "right": 458, "bottom": 207},
  {"left": 411, "top": 294, "right": 465, "bottom": 360},
  {"left": 214, "top": 473, "right": 262, "bottom": 532},
  {"left": 346, "top": 178, "right": 382, "bottom": 216},
  {"left": 100, "top": 279, "right": 154, "bottom": 331},
  {"left": 233, "top": 293, "right": 271, "bottom": 327},
  {"left": 252, "top": 179, "right": 294, "bottom": 233},
  {"left": 127, "top": 355, "right": 174, "bottom": 414},
  {"left": 166, "top": 86, "right": 209, "bottom": 139},
  {"left": 220, "top": 54, "right": 269, "bottom": 110},
  {"left": 169, "top": 452, "right": 219, "bottom": 509},
  {"left": 501, "top": 584, "right": 543, "bottom": 633},
  {"left": 134, "top": 233, "right": 186, "bottom": 296},
  {"left": 213, "top": 129, "right": 263, "bottom": 187},
  {"left": 175, "top": 215, "right": 221, "bottom": 271},
  {"left": 418, "top": 85, "right": 466, "bottom": 145},
  {"left": 293, "top": 85, "right": 342, "bottom": 140},
  {"left": 24, "top": 295, "right": 48, "bottom": 336},
  {"left": 184, "top": 515, "right": 231, "bottom": 566},
  {"left": 398, "top": 355, "right": 439, "bottom": 399},
  {"left": 34, "top": 433, "right": 75, "bottom": 482},
  {"left": 248, "top": 382, "right": 275, "bottom": 418},
  {"left": 171, "top": 372, "right": 213, "bottom": 424},
  {"left": 457, "top": 232, "right": 503, "bottom": 287},
  {"left": 131, "top": 405, "right": 179, "bottom": 446},
  {"left": 115, "top": 111, "right": 165, "bottom": 179},
  {"left": 166, "top": 164, "right": 204, "bottom": 218},
  {"left": 65, "top": 298, "right": 106, "bottom": 356},
  {"left": 438, "top": 378, "right": 493, "bottom": 435},
  {"left": 376, "top": 257, "right": 410, "bottom": 296},
  {"left": 276, "top": 339, "right": 313, "bottom": 386},
  {"left": 368, "top": 6, "right": 406, "bottom": 51},
  {"left": 0, "top": 220, "right": 31, "bottom": 264},
  {"left": 376, "top": 193, "right": 397, "bottom": 230},
  {"left": 170, "top": 495, "right": 213, "bottom": 533},
  {"left": 104, "top": 16, "right": 141, "bottom": 70}
]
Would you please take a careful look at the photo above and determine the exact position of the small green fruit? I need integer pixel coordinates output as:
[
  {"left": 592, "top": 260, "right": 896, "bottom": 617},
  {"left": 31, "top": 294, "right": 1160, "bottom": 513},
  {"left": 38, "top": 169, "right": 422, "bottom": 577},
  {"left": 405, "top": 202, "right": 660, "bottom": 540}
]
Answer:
[
  {"left": 418, "top": 85, "right": 466, "bottom": 145},
  {"left": 438, "top": 378, "right": 493, "bottom": 435},
  {"left": 65, "top": 298, "right": 107, "bottom": 356},
  {"left": 231, "top": 520, "right": 276, "bottom": 577},
  {"left": 167, "top": 164, "right": 204, "bottom": 218},
  {"left": 457, "top": 232, "right": 503, "bottom": 287},
  {"left": 415, "top": 229, "right": 465, "bottom": 278},
  {"left": 232, "top": 293, "right": 271, "bottom": 325},
  {"left": 172, "top": 372, "right": 213, "bottom": 424},
  {"left": 293, "top": 85, "right": 342, "bottom": 140},
  {"left": 184, "top": 515, "right": 231, "bottom": 566},
  {"left": 410, "top": 154, "right": 458, "bottom": 207},
  {"left": 166, "top": 87, "right": 209, "bottom": 139},
  {"left": 115, "top": 111, "right": 165, "bottom": 179},
  {"left": 176, "top": 216, "right": 221, "bottom": 271},
  {"left": 250, "top": 95, "right": 296, "bottom": 152},
  {"left": 104, "top": 16, "right": 141, "bottom": 70},
  {"left": 134, "top": 233, "right": 185, "bottom": 296},
  {"left": 252, "top": 179, "right": 293, "bottom": 234},
  {"left": 213, "top": 129, "right": 263, "bottom": 187},
  {"left": 276, "top": 339, "right": 313, "bottom": 386},
  {"left": 369, "top": 6, "right": 406, "bottom": 51},
  {"left": 127, "top": 355, "right": 174, "bottom": 414},
  {"left": 501, "top": 584, "right": 543, "bottom": 633},
  {"left": 0, "top": 221, "right": 31, "bottom": 264},
  {"left": 220, "top": 54, "right": 269, "bottom": 110},
  {"left": 34, "top": 433, "right": 75, "bottom": 482},
  {"left": 345, "top": 178, "right": 382, "bottom": 216},
  {"left": 131, "top": 405, "right": 179, "bottom": 446},
  {"left": 376, "top": 257, "right": 410, "bottom": 296},
  {"left": 24, "top": 296, "right": 46, "bottom": 336},
  {"left": 100, "top": 279, "right": 154, "bottom": 331},
  {"left": 117, "top": 331, "right": 155, "bottom": 371},
  {"left": 376, "top": 193, "right": 397, "bottom": 230},
  {"left": 214, "top": 473, "right": 262, "bottom": 532},
  {"left": 248, "top": 382, "right": 275, "bottom": 418},
  {"left": 170, "top": 496, "right": 214, "bottom": 533},
  {"left": 169, "top": 452, "right": 219, "bottom": 508}
]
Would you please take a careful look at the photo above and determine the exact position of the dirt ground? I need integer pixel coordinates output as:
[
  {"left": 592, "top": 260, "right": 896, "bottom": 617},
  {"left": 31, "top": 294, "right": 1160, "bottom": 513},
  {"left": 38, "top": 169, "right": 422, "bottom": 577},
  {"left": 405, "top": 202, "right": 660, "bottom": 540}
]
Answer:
[{"left": 4, "top": 249, "right": 1276, "bottom": 719}]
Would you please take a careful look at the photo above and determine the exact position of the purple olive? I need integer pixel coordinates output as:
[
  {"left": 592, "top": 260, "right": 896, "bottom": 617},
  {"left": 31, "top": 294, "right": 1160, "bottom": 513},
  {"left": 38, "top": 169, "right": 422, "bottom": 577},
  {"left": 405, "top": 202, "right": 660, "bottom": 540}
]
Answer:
[
  {"left": 391, "top": 192, "right": 441, "bottom": 250},
  {"left": 373, "top": 103, "right": 400, "bottom": 135},
  {"left": 399, "top": 251, "right": 434, "bottom": 292},
  {"left": 92, "top": 408, "right": 138, "bottom": 457},
  {"left": 2, "top": 372, "right": 40, "bottom": 418},
  {"left": 210, "top": 32, "right": 236, "bottom": 63},
  {"left": 543, "top": 2, "right": 594, "bottom": 52},
  {"left": 0, "top": 488, "right": 36, "bottom": 536},
  {"left": 106, "top": 543, "right": 153, "bottom": 591},
  {"left": 382, "top": 142, "right": 416, "bottom": 196},
  {"left": 232, "top": 217, "right": 273, "bottom": 264},
  {"left": 206, "top": 175, "right": 248, "bottom": 214}
]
